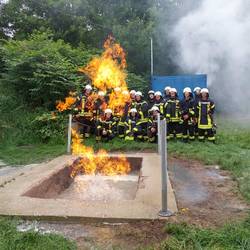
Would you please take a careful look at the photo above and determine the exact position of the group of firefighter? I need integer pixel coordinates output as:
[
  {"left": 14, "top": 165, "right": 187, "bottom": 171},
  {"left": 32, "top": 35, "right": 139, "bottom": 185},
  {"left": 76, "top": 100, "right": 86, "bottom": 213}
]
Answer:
[{"left": 72, "top": 84, "right": 216, "bottom": 143}]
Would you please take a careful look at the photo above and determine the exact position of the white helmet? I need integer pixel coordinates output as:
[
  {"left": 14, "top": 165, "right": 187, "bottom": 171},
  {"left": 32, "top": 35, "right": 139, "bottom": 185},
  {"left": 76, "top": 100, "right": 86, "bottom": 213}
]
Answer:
[
  {"left": 200, "top": 88, "right": 209, "bottom": 94},
  {"left": 148, "top": 90, "right": 155, "bottom": 95},
  {"left": 85, "top": 84, "right": 92, "bottom": 90},
  {"left": 165, "top": 86, "right": 171, "bottom": 91},
  {"left": 155, "top": 91, "right": 162, "bottom": 96},
  {"left": 98, "top": 91, "right": 105, "bottom": 96},
  {"left": 104, "top": 109, "right": 113, "bottom": 114},
  {"left": 183, "top": 87, "right": 192, "bottom": 93},
  {"left": 194, "top": 87, "right": 201, "bottom": 92},
  {"left": 114, "top": 87, "right": 121, "bottom": 92},
  {"left": 151, "top": 106, "right": 159, "bottom": 112},
  {"left": 130, "top": 108, "right": 137, "bottom": 113},
  {"left": 130, "top": 90, "right": 136, "bottom": 95},
  {"left": 122, "top": 90, "right": 129, "bottom": 95},
  {"left": 170, "top": 88, "right": 177, "bottom": 93},
  {"left": 135, "top": 91, "right": 142, "bottom": 96}
]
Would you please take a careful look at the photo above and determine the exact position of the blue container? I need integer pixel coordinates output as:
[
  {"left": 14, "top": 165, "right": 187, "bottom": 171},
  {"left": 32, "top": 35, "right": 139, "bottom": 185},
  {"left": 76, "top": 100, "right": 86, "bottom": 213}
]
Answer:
[{"left": 151, "top": 74, "right": 207, "bottom": 96}]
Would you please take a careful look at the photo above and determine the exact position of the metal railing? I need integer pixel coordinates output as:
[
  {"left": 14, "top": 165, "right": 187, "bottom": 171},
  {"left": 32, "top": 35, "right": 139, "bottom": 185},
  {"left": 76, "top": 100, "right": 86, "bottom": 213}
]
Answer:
[{"left": 158, "top": 114, "right": 174, "bottom": 217}]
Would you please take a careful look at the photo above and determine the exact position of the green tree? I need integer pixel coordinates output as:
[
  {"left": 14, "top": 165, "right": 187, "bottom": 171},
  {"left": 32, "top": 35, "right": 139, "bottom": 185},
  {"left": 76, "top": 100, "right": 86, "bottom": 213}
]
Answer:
[{"left": 1, "top": 31, "right": 98, "bottom": 109}]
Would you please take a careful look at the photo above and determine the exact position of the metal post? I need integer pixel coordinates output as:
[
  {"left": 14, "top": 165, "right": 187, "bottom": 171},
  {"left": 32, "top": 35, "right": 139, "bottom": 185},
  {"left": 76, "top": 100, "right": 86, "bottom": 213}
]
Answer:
[
  {"left": 157, "top": 113, "right": 161, "bottom": 155},
  {"left": 67, "top": 114, "right": 72, "bottom": 154},
  {"left": 159, "top": 119, "right": 173, "bottom": 217},
  {"left": 150, "top": 37, "right": 154, "bottom": 77}
]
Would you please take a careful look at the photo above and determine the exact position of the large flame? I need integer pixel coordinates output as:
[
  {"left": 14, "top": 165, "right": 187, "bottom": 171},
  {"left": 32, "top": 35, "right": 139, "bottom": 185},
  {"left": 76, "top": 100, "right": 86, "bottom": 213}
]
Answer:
[
  {"left": 56, "top": 36, "right": 132, "bottom": 177},
  {"left": 79, "top": 35, "right": 130, "bottom": 115},
  {"left": 70, "top": 130, "right": 131, "bottom": 177}
]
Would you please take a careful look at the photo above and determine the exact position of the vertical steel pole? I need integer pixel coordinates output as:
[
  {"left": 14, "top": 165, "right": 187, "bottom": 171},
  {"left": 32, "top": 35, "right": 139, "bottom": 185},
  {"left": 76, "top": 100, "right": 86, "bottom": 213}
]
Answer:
[
  {"left": 157, "top": 113, "right": 161, "bottom": 155},
  {"left": 159, "top": 119, "right": 173, "bottom": 217},
  {"left": 67, "top": 114, "right": 72, "bottom": 154},
  {"left": 150, "top": 37, "right": 154, "bottom": 77}
]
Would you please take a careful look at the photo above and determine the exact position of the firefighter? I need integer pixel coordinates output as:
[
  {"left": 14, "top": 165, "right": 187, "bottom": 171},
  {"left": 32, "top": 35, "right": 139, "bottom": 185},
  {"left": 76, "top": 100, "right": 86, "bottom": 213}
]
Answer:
[
  {"left": 195, "top": 88, "right": 216, "bottom": 142},
  {"left": 134, "top": 91, "right": 149, "bottom": 140},
  {"left": 164, "top": 86, "right": 171, "bottom": 102},
  {"left": 154, "top": 91, "right": 165, "bottom": 115},
  {"left": 124, "top": 108, "right": 141, "bottom": 141},
  {"left": 93, "top": 91, "right": 107, "bottom": 121},
  {"left": 130, "top": 90, "right": 136, "bottom": 108},
  {"left": 74, "top": 84, "right": 94, "bottom": 138},
  {"left": 193, "top": 87, "right": 201, "bottom": 103},
  {"left": 193, "top": 87, "right": 201, "bottom": 136},
  {"left": 164, "top": 88, "right": 182, "bottom": 140},
  {"left": 147, "top": 90, "right": 155, "bottom": 110},
  {"left": 147, "top": 106, "right": 160, "bottom": 143},
  {"left": 180, "top": 87, "right": 195, "bottom": 142},
  {"left": 95, "top": 109, "right": 116, "bottom": 142},
  {"left": 117, "top": 90, "right": 131, "bottom": 138}
]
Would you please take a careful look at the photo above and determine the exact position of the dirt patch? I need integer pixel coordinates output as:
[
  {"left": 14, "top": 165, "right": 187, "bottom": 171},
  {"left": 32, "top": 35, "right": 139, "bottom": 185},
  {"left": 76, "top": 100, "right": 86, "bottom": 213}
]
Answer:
[
  {"left": 168, "top": 157, "right": 249, "bottom": 227},
  {"left": 16, "top": 157, "right": 249, "bottom": 249}
]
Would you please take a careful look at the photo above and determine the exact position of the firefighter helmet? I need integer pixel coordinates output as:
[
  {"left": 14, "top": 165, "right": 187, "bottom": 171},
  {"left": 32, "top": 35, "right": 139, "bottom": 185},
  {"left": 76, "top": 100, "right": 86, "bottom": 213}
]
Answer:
[
  {"left": 135, "top": 91, "right": 142, "bottom": 96},
  {"left": 183, "top": 87, "right": 192, "bottom": 93},
  {"left": 122, "top": 90, "right": 129, "bottom": 95},
  {"left": 155, "top": 91, "right": 162, "bottom": 96},
  {"left": 201, "top": 88, "right": 209, "bottom": 94},
  {"left": 104, "top": 109, "right": 113, "bottom": 114},
  {"left": 114, "top": 87, "right": 121, "bottom": 92},
  {"left": 130, "top": 108, "right": 137, "bottom": 113},
  {"left": 98, "top": 91, "right": 105, "bottom": 96},
  {"left": 165, "top": 86, "right": 171, "bottom": 91},
  {"left": 170, "top": 88, "right": 177, "bottom": 93},
  {"left": 130, "top": 90, "right": 136, "bottom": 95},
  {"left": 85, "top": 84, "right": 92, "bottom": 90},
  {"left": 148, "top": 90, "right": 155, "bottom": 95},
  {"left": 151, "top": 106, "right": 160, "bottom": 112},
  {"left": 194, "top": 87, "right": 201, "bottom": 92}
]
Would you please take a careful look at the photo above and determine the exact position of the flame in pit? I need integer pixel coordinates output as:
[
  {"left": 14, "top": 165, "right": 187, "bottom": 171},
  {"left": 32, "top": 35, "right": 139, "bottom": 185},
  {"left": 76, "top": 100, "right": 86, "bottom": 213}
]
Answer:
[{"left": 70, "top": 130, "right": 131, "bottom": 177}]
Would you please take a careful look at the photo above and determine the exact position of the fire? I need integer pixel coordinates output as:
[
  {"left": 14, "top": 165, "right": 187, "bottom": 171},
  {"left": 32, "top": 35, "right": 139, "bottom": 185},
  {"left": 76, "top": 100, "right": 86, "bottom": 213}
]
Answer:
[
  {"left": 56, "top": 92, "right": 76, "bottom": 112},
  {"left": 70, "top": 130, "right": 131, "bottom": 177},
  {"left": 79, "top": 35, "right": 130, "bottom": 114},
  {"left": 56, "top": 36, "right": 132, "bottom": 177}
]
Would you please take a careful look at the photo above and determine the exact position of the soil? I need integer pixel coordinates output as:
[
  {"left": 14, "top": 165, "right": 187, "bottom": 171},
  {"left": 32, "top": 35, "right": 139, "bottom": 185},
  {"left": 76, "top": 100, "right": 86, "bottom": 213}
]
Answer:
[{"left": 13, "top": 157, "right": 250, "bottom": 249}]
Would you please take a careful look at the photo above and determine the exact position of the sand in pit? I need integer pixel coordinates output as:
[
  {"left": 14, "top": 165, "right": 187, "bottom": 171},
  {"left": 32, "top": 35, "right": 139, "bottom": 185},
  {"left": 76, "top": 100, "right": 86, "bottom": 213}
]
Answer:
[{"left": 57, "top": 175, "right": 139, "bottom": 201}]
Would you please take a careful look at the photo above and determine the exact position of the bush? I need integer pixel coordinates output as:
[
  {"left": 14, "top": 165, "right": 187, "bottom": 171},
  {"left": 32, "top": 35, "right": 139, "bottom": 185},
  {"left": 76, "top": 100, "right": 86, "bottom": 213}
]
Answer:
[
  {"left": 31, "top": 112, "right": 67, "bottom": 143},
  {"left": 1, "top": 31, "right": 99, "bottom": 110}
]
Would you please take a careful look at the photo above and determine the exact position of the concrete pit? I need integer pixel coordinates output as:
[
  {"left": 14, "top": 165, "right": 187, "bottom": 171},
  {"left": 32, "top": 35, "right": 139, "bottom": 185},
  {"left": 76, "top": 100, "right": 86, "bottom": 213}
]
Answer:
[
  {"left": 23, "top": 157, "right": 142, "bottom": 202},
  {"left": 0, "top": 153, "right": 178, "bottom": 221}
]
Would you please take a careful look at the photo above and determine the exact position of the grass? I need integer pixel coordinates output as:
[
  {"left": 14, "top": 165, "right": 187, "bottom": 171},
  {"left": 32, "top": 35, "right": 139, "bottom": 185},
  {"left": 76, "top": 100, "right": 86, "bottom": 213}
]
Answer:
[
  {"left": 0, "top": 143, "right": 67, "bottom": 165},
  {"left": 0, "top": 217, "right": 76, "bottom": 250},
  {"left": 0, "top": 117, "right": 249, "bottom": 200},
  {"left": 0, "top": 117, "right": 249, "bottom": 249},
  {"left": 158, "top": 216, "right": 250, "bottom": 250}
]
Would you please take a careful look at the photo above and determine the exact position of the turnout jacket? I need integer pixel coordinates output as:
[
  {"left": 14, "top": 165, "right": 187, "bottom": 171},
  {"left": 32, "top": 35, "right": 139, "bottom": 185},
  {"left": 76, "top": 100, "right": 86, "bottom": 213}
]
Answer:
[
  {"left": 134, "top": 100, "right": 149, "bottom": 122},
  {"left": 195, "top": 98, "right": 215, "bottom": 129},
  {"left": 164, "top": 97, "right": 182, "bottom": 122},
  {"left": 180, "top": 97, "right": 195, "bottom": 122},
  {"left": 96, "top": 117, "right": 117, "bottom": 134}
]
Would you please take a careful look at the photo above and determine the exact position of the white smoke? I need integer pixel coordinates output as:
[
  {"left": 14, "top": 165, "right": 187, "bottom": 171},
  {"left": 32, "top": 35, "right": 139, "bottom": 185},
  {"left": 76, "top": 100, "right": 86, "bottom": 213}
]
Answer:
[{"left": 171, "top": 0, "right": 250, "bottom": 113}]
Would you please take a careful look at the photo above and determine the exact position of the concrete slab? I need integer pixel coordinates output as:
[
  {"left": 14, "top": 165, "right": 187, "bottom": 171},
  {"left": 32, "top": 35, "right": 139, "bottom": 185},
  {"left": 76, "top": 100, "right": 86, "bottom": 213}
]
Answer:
[{"left": 0, "top": 154, "right": 177, "bottom": 221}]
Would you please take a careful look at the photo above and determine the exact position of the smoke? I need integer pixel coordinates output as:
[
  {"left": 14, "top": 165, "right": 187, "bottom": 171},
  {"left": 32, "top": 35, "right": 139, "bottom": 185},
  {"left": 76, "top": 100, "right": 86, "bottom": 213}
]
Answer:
[{"left": 171, "top": 0, "right": 250, "bottom": 113}]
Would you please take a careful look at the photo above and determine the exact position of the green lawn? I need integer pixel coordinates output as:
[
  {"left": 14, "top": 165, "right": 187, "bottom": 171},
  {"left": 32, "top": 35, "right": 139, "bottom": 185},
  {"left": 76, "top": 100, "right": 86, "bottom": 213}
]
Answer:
[
  {"left": 0, "top": 117, "right": 249, "bottom": 201},
  {"left": 158, "top": 217, "right": 250, "bottom": 250},
  {"left": 0, "top": 217, "right": 76, "bottom": 250},
  {"left": 0, "top": 117, "right": 249, "bottom": 250}
]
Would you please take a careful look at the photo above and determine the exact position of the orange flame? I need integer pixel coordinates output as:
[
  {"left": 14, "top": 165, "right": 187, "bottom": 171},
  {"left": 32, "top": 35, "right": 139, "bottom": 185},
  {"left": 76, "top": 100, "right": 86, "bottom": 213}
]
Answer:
[
  {"left": 79, "top": 35, "right": 130, "bottom": 115},
  {"left": 56, "top": 92, "right": 76, "bottom": 112},
  {"left": 70, "top": 130, "right": 131, "bottom": 177}
]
